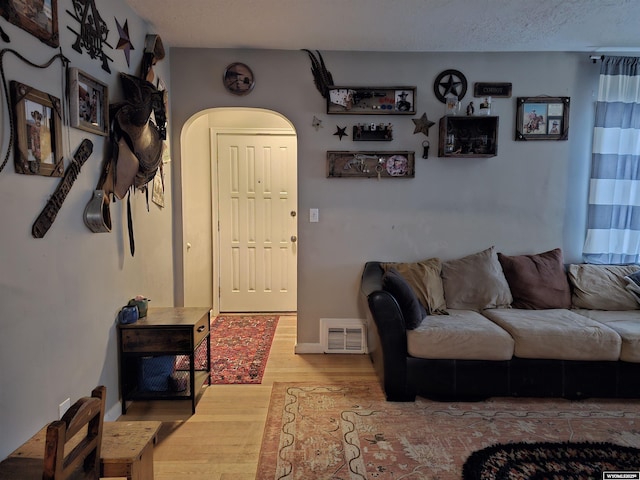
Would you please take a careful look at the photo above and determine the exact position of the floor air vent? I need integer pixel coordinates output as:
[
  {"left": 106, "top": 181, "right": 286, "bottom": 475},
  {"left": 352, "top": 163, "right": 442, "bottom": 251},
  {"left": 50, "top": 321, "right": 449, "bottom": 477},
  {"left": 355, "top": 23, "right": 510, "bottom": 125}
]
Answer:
[{"left": 320, "top": 318, "right": 367, "bottom": 354}]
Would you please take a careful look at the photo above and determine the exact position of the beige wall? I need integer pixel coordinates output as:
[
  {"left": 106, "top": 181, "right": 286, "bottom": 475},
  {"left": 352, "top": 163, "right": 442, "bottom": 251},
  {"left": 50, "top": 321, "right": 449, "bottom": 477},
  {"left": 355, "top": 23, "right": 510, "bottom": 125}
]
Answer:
[
  {"left": 0, "top": 0, "right": 174, "bottom": 458},
  {"left": 169, "top": 49, "right": 598, "bottom": 348}
]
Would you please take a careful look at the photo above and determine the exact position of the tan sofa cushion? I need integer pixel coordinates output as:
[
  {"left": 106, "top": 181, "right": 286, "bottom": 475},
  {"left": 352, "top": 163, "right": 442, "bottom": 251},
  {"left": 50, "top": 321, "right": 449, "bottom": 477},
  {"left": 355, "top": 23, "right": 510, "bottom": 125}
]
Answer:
[
  {"left": 568, "top": 264, "right": 640, "bottom": 310},
  {"left": 481, "top": 308, "right": 621, "bottom": 361},
  {"left": 574, "top": 309, "right": 640, "bottom": 363},
  {"left": 382, "top": 258, "right": 447, "bottom": 314},
  {"left": 407, "top": 309, "right": 514, "bottom": 360},
  {"left": 441, "top": 246, "right": 513, "bottom": 311}
]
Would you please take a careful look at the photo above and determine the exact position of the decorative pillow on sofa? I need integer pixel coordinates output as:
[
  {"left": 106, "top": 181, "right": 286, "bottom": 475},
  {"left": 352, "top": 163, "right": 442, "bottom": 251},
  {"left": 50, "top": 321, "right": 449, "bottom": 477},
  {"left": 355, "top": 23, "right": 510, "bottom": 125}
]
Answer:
[
  {"left": 381, "top": 258, "right": 447, "bottom": 314},
  {"left": 568, "top": 263, "right": 640, "bottom": 310},
  {"left": 497, "top": 248, "right": 571, "bottom": 309},
  {"left": 624, "top": 270, "right": 640, "bottom": 304},
  {"left": 382, "top": 268, "right": 427, "bottom": 329},
  {"left": 441, "top": 246, "right": 513, "bottom": 311}
]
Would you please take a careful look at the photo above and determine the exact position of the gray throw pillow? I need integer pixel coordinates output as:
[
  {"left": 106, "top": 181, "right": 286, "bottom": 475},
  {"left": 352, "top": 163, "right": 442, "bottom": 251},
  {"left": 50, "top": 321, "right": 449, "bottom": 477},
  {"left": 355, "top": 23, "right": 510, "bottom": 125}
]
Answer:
[{"left": 441, "top": 246, "right": 513, "bottom": 311}]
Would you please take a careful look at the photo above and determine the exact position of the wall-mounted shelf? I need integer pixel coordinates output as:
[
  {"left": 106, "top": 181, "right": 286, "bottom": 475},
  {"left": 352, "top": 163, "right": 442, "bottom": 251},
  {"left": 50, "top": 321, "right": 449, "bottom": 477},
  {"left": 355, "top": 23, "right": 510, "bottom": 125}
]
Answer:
[
  {"left": 353, "top": 124, "right": 393, "bottom": 141},
  {"left": 327, "top": 151, "right": 415, "bottom": 178},
  {"left": 438, "top": 115, "right": 499, "bottom": 158},
  {"left": 327, "top": 86, "right": 416, "bottom": 115}
]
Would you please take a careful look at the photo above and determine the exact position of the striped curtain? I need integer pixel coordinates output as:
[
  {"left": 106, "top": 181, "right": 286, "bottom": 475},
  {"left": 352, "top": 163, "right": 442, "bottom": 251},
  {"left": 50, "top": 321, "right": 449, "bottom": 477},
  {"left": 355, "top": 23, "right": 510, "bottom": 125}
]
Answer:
[{"left": 583, "top": 56, "right": 640, "bottom": 264}]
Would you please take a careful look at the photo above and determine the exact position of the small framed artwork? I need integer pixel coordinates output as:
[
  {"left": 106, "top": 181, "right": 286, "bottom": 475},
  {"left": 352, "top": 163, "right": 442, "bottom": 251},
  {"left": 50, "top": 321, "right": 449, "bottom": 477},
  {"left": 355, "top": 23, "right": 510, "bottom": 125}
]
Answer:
[
  {"left": 10, "top": 80, "right": 64, "bottom": 177},
  {"left": 0, "top": 0, "right": 59, "bottom": 47},
  {"left": 327, "top": 151, "right": 415, "bottom": 178},
  {"left": 69, "top": 67, "right": 108, "bottom": 136},
  {"left": 327, "top": 87, "right": 416, "bottom": 115},
  {"left": 515, "top": 96, "right": 570, "bottom": 141}
]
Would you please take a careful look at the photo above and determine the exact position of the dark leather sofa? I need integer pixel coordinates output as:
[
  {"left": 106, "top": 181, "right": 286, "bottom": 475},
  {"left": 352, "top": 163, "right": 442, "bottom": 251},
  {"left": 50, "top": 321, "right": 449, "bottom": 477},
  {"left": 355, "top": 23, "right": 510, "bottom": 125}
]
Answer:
[{"left": 360, "top": 261, "right": 640, "bottom": 402}]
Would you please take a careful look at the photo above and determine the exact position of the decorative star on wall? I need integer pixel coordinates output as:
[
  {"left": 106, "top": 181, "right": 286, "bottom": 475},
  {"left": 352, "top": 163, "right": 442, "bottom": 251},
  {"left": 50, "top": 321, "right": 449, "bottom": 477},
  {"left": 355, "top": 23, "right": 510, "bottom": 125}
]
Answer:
[
  {"left": 115, "top": 17, "right": 134, "bottom": 67},
  {"left": 334, "top": 125, "right": 347, "bottom": 140},
  {"left": 312, "top": 116, "right": 323, "bottom": 131},
  {"left": 412, "top": 113, "right": 435, "bottom": 136}
]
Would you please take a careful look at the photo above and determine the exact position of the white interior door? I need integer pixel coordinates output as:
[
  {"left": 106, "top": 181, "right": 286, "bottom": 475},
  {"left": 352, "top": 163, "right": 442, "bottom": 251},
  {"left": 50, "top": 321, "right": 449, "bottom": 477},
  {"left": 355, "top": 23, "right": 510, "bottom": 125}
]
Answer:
[{"left": 217, "top": 133, "right": 297, "bottom": 312}]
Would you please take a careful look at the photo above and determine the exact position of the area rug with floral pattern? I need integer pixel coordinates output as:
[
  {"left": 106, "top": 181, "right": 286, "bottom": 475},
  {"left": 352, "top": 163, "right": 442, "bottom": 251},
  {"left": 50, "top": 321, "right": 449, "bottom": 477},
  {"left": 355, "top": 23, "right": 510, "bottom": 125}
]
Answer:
[
  {"left": 256, "top": 382, "right": 640, "bottom": 480},
  {"left": 177, "top": 314, "right": 278, "bottom": 384}
]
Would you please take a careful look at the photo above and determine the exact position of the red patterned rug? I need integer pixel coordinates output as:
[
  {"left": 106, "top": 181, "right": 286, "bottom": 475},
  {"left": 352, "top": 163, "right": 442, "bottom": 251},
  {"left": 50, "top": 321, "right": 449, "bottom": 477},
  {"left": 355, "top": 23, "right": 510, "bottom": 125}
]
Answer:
[
  {"left": 256, "top": 382, "right": 640, "bottom": 480},
  {"left": 179, "top": 314, "right": 279, "bottom": 384}
]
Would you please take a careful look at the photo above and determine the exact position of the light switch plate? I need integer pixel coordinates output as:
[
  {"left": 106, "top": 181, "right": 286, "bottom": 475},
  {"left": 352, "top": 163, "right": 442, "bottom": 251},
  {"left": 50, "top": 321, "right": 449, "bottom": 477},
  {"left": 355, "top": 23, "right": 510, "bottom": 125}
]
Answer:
[{"left": 310, "top": 208, "right": 319, "bottom": 223}]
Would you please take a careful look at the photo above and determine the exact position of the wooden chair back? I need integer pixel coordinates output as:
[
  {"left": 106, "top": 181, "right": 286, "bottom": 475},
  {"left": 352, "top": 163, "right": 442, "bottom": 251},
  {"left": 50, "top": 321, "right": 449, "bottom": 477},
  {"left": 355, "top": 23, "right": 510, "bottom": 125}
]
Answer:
[{"left": 42, "top": 386, "right": 106, "bottom": 480}]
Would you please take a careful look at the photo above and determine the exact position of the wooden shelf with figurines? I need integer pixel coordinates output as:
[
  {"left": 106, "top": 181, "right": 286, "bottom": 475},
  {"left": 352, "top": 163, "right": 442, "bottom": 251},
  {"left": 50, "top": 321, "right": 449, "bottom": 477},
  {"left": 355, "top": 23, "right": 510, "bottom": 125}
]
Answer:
[{"left": 326, "top": 151, "right": 415, "bottom": 179}]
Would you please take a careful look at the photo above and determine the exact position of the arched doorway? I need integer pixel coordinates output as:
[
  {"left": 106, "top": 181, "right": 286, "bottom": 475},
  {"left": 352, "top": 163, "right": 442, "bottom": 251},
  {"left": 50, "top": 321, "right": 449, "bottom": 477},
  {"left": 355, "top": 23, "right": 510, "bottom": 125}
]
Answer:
[{"left": 179, "top": 108, "right": 297, "bottom": 314}]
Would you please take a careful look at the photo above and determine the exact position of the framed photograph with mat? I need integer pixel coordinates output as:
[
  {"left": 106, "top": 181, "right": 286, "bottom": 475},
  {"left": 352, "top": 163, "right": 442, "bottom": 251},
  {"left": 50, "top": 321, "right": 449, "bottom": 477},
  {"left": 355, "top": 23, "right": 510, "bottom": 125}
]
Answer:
[
  {"left": 69, "top": 67, "right": 108, "bottom": 136},
  {"left": 0, "top": 0, "right": 59, "bottom": 47},
  {"left": 515, "top": 96, "right": 570, "bottom": 141},
  {"left": 10, "top": 80, "right": 64, "bottom": 177}
]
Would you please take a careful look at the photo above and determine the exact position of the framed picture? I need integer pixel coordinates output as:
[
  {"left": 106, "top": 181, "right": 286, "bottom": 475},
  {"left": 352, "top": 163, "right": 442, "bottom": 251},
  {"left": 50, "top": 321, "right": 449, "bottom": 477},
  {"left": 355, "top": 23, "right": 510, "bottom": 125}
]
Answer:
[
  {"left": 69, "top": 67, "right": 108, "bottom": 136},
  {"left": 327, "top": 86, "right": 416, "bottom": 115},
  {"left": 326, "top": 151, "right": 415, "bottom": 178},
  {"left": 0, "top": 0, "right": 59, "bottom": 47},
  {"left": 10, "top": 80, "right": 64, "bottom": 177},
  {"left": 515, "top": 96, "right": 570, "bottom": 141}
]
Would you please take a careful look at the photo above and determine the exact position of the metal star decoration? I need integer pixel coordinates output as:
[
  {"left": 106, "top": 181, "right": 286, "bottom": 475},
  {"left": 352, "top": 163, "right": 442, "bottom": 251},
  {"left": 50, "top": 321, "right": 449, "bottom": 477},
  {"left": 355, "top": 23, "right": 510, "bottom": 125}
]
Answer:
[
  {"left": 115, "top": 17, "right": 134, "bottom": 67},
  {"left": 334, "top": 125, "right": 347, "bottom": 140},
  {"left": 312, "top": 116, "right": 323, "bottom": 130},
  {"left": 412, "top": 113, "right": 435, "bottom": 136}
]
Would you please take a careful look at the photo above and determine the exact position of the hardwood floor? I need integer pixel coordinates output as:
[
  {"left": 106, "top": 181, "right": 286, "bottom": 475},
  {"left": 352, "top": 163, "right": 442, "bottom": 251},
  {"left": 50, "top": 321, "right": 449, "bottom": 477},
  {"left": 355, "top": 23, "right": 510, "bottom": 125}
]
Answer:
[{"left": 119, "top": 315, "right": 378, "bottom": 479}]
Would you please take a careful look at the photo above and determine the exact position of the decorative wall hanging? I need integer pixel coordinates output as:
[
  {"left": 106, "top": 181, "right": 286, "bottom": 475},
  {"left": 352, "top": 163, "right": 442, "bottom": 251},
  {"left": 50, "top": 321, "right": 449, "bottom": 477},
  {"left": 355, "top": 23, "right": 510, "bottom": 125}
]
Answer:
[
  {"left": 412, "top": 113, "right": 435, "bottom": 136},
  {"left": 353, "top": 123, "right": 393, "bottom": 141},
  {"left": 312, "top": 116, "right": 323, "bottom": 130},
  {"left": 10, "top": 80, "right": 64, "bottom": 176},
  {"left": 333, "top": 125, "right": 347, "bottom": 140},
  {"left": 302, "top": 49, "right": 334, "bottom": 100},
  {"left": 223, "top": 62, "right": 255, "bottom": 95},
  {"left": 433, "top": 69, "right": 467, "bottom": 103},
  {"left": 0, "top": 0, "right": 59, "bottom": 47},
  {"left": 69, "top": 67, "right": 108, "bottom": 136},
  {"left": 327, "top": 86, "right": 416, "bottom": 115},
  {"left": 115, "top": 17, "right": 134, "bottom": 67},
  {"left": 439, "top": 115, "right": 499, "bottom": 157},
  {"left": 515, "top": 96, "right": 570, "bottom": 141},
  {"left": 327, "top": 151, "right": 415, "bottom": 179},
  {"left": 32, "top": 139, "right": 93, "bottom": 238},
  {"left": 67, "top": 0, "right": 113, "bottom": 73},
  {"left": 474, "top": 82, "right": 512, "bottom": 98}
]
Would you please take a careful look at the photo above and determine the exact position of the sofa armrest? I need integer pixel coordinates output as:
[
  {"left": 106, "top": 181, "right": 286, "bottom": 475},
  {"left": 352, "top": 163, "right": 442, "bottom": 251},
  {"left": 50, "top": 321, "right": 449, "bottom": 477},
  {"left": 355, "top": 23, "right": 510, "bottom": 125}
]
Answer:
[{"left": 361, "top": 262, "right": 415, "bottom": 401}]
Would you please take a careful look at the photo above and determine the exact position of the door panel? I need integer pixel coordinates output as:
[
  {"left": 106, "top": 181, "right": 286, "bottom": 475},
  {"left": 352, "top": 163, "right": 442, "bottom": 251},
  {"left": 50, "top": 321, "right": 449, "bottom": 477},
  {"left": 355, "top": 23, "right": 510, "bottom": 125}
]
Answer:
[{"left": 218, "top": 134, "right": 297, "bottom": 312}]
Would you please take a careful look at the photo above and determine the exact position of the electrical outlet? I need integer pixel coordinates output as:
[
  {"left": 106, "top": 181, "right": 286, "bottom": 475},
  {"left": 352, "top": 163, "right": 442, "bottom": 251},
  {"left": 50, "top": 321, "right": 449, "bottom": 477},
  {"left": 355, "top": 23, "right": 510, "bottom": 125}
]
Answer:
[
  {"left": 310, "top": 208, "right": 319, "bottom": 223},
  {"left": 59, "top": 398, "right": 71, "bottom": 419}
]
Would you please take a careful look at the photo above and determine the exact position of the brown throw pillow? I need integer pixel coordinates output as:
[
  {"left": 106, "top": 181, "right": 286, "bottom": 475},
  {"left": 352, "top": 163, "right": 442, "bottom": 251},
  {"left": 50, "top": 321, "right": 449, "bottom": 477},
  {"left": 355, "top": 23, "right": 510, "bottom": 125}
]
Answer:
[
  {"left": 381, "top": 258, "right": 446, "bottom": 314},
  {"left": 497, "top": 248, "right": 571, "bottom": 309}
]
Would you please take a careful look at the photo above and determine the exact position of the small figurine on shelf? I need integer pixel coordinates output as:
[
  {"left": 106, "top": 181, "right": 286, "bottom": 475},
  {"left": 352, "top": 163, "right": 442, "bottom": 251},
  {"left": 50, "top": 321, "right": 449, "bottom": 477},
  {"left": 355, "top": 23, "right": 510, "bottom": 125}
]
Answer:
[{"left": 466, "top": 102, "right": 474, "bottom": 116}]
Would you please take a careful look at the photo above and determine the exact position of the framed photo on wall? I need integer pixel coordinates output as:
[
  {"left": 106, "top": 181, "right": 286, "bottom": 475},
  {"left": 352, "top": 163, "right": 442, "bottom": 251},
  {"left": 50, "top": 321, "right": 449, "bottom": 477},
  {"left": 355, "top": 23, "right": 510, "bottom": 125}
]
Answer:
[
  {"left": 10, "top": 80, "right": 64, "bottom": 176},
  {"left": 69, "top": 67, "right": 109, "bottom": 136},
  {"left": 0, "top": 0, "right": 59, "bottom": 47},
  {"left": 515, "top": 96, "right": 570, "bottom": 140}
]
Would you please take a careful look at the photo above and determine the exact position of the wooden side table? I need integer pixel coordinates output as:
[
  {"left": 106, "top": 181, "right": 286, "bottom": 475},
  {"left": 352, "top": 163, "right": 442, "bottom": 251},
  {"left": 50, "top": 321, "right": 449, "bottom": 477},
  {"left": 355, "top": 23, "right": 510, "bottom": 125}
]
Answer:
[
  {"left": 118, "top": 307, "right": 211, "bottom": 414},
  {"left": 0, "top": 421, "right": 161, "bottom": 480}
]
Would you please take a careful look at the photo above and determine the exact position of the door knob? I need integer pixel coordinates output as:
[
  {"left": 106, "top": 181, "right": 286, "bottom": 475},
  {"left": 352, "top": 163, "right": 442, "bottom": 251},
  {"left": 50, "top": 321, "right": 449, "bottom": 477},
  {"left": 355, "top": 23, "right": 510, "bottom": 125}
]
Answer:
[{"left": 291, "top": 235, "right": 297, "bottom": 242}]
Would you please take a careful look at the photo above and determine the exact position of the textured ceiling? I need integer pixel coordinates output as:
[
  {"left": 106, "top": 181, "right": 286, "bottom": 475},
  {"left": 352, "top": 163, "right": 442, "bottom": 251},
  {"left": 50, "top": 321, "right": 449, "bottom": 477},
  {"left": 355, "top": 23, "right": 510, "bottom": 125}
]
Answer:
[{"left": 124, "top": 0, "right": 640, "bottom": 53}]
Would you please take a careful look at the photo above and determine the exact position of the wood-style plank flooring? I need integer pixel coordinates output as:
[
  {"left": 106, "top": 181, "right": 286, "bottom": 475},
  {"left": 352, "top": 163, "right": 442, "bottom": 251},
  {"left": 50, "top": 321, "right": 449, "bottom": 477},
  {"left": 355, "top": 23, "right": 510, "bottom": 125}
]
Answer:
[{"left": 119, "top": 315, "right": 378, "bottom": 479}]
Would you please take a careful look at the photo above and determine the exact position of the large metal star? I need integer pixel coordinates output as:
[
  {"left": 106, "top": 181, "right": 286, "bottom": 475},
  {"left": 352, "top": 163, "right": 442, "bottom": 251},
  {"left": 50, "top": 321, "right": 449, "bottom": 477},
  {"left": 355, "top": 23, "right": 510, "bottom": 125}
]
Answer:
[
  {"left": 334, "top": 125, "right": 347, "bottom": 140},
  {"left": 412, "top": 113, "right": 435, "bottom": 136},
  {"left": 115, "top": 18, "right": 134, "bottom": 67},
  {"left": 439, "top": 74, "right": 462, "bottom": 98}
]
